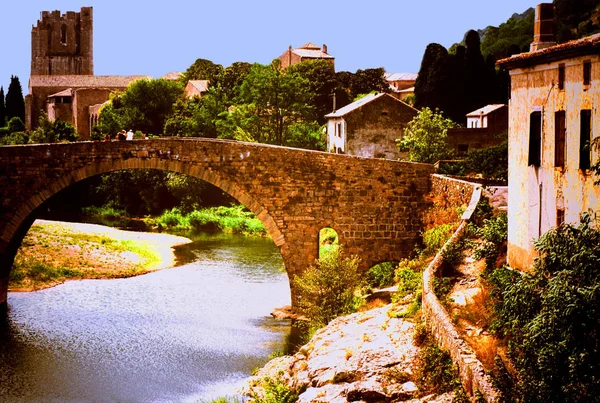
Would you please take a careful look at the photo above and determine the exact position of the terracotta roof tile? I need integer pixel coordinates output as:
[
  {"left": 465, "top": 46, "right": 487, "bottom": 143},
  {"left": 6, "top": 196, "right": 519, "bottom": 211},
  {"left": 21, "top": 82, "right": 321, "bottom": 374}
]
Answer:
[
  {"left": 29, "top": 75, "right": 152, "bottom": 89},
  {"left": 497, "top": 33, "right": 600, "bottom": 69}
]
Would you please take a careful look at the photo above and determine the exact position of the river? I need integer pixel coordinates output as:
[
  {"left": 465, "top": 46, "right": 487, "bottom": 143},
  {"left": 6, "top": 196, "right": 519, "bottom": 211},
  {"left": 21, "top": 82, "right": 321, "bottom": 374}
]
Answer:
[{"left": 0, "top": 230, "right": 292, "bottom": 402}]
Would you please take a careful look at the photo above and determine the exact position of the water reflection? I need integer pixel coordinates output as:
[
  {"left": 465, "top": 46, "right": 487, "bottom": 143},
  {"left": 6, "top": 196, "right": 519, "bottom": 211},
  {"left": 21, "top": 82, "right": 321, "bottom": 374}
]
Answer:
[{"left": 0, "top": 232, "right": 291, "bottom": 402}]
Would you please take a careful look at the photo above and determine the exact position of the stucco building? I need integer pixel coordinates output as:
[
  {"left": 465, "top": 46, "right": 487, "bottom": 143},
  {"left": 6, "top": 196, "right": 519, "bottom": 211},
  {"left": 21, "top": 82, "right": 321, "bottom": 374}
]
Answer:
[
  {"left": 498, "top": 3, "right": 600, "bottom": 270},
  {"left": 26, "top": 7, "right": 149, "bottom": 139},
  {"left": 325, "top": 92, "right": 418, "bottom": 160},
  {"left": 184, "top": 80, "right": 210, "bottom": 98},
  {"left": 279, "top": 43, "right": 334, "bottom": 70}
]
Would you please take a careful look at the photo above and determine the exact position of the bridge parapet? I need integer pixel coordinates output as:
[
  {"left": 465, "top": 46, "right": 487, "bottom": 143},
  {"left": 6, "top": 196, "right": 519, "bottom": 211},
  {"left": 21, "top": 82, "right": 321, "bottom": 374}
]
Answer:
[{"left": 0, "top": 139, "right": 434, "bottom": 306}]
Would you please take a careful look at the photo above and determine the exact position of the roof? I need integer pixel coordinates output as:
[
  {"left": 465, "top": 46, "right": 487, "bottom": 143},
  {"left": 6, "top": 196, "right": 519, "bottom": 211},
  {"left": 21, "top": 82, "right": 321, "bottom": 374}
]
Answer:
[
  {"left": 497, "top": 33, "right": 600, "bottom": 69},
  {"left": 398, "top": 86, "right": 415, "bottom": 94},
  {"left": 300, "top": 42, "right": 321, "bottom": 50},
  {"left": 48, "top": 88, "right": 73, "bottom": 98},
  {"left": 29, "top": 75, "right": 152, "bottom": 89},
  {"left": 325, "top": 92, "right": 417, "bottom": 118},
  {"left": 385, "top": 72, "right": 417, "bottom": 81},
  {"left": 161, "top": 72, "right": 183, "bottom": 80},
  {"left": 187, "top": 80, "right": 210, "bottom": 93},
  {"left": 466, "top": 104, "right": 506, "bottom": 117},
  {"left": 293, "top": 48, "right": 334, "bottom": 59}
]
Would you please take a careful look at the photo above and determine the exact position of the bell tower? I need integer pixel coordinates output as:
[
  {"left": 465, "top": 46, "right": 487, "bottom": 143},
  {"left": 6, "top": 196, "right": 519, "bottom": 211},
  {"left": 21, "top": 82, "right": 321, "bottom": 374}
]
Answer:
[{"left": 30, "top": 7, "right": 93, "bottom": 76}]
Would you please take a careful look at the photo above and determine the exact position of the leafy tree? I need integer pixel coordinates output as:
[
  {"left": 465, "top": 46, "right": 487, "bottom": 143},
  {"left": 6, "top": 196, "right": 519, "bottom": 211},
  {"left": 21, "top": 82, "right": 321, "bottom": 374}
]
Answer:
[
  {"left": 286, "top": 59, "right": 338, "bottom": 124},
  {"left": 29, "top": 113, "right": 78, "bottom": 143},
  {"left": 555, "top": 0, "right": 600, "bottom": 42},
  {"left": 217, "top": 61, "right": 252, "bottom": 105},
  {"left": 164, "top": 89, "right": 225, "bottom": 138},
  {"left": 463, "top": 30, "right": 494, "bottom": 116},
  {"left": 349, "top": 67, "right": 390, "bottom": 100},
  {"left": 219, "top": 61, "right": 314, "bottom": 146},
  {"left": 182, "top": 58, "right": 224, "bottom": 86},
  {"left": 286, "top": 121, "right": 326, "bottom": 151},
  {"left": 101, "top": 78, "right": 183, "bottom": 135},
  {"left": 464, "top": 137, "right": 508, "bottom": 181},
  {"left": 480, "top": 9, "right": 535, "bottom": 60},
  {"left": 0, "top": 86, "right": 5, "bottom": 126},
  {"left": 294, "top": 247, "right": 365, "bottom": 332},
  {"left": 397, "top": 107, "right": 456, "bottom": 163},
  {"left": 5, "top": 75, "right": 25, "bottom": 123},
  {"left": 491, "top": 213, "right": 600, "bottom": 402},
  {"left": 7, "top": 116, "right": 25, "bottom": 133}
]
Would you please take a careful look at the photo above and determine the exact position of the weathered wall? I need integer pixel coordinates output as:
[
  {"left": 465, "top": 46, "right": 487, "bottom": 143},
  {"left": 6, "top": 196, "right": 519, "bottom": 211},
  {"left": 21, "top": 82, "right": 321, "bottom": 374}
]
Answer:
[
  {"left": 446, "top": 128, "right": 505, "bottom": 156},
  {"left": 430, "top": 174, "right": 477, "bottom": 209},
  {"left": 30, "top": 7, "right": 93, "bottom": 76},
  {"left": 0, "top": 139, "right": 434, "bottom": 306},
  {"left": 507, "top": 54, "right": 600, "bottom": 270},
  {"left": 422, "top": 182, "right": 500, "bottom": 402},
  {"left": 73, "top": 88, "right": 112, "bottom": 139},
  {"left": 344, "top": 95, "right": 417, "bottom": 160}
]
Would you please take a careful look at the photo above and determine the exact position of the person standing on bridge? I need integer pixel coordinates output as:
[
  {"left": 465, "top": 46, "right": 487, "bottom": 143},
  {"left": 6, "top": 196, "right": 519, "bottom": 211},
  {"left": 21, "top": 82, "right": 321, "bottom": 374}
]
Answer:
[{"left": 126, "top": 129, "right": 134, "bottom": 140}]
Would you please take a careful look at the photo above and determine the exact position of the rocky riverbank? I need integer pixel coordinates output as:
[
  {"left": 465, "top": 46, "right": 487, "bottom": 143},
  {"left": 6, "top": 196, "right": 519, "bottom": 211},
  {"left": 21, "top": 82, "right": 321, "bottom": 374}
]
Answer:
[
  {"left": 244, "top": 305, "right": 453, "bottom": 403},
  {"left": 9, "top": 219, "right": 192, "bottom": 292}
]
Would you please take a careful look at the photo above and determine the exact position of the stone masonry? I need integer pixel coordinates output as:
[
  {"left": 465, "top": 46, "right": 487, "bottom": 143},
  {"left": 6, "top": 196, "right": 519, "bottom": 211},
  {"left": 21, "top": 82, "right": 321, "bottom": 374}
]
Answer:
[{"left": 0, "top": 139, "right": 434, "bottom": 307}]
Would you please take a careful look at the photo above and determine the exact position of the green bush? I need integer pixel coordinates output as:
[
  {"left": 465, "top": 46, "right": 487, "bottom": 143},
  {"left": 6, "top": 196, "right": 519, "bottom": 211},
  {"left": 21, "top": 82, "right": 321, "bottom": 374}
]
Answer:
[
  {"left": 294, "top": 248, "right": 364, "bottom": 332},
  {"left": 422, "top": 223, "right": 455, "bottom": 256},
  {"left": 366, "top": 262, "right": 396, "bottom": 288},
  {"left": 473, "top": 213, "right": 507, "bottom": 272},
  {"left": 490, "top": 213, "right": 600, "bottom": 402},
  {"left": 248, "top": 376, "right": 298, "bottom": 403},
  {"left": 394, "top": 259, "right": 423, "bottom": 298}
]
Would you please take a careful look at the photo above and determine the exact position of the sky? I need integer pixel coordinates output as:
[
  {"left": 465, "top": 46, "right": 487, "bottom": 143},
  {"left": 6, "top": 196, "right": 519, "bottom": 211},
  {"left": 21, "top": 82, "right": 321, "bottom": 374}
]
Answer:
[{"left": 1, "top": 0, "right": 543, "bottom": 94}]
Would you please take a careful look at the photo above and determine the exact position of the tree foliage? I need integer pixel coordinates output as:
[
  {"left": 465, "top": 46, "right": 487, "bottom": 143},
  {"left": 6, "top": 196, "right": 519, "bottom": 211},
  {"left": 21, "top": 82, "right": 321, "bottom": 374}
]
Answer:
[
  {"left": 294, "top": 248, "right": 364, "bottom": 331},
  {"left": 0, "top": 86, "right": 5, "bottom": 127},
  {"left": 490, "top": 213, "right": 600, "bottom": 402},
  {"left": 5, "top": 75, "right": 25, "bottom": 123},
  {"left": 181, "top": 58, "right": 224, "bottom": 85},
  {"left": 99, "top": 78, "right": 183, "bottom": 136},
  {"left": 397, "top": 107, "right": 456, "bottom": 163},
  {"left": 29, "top": 113, "right": 78, "bottom": 143}
]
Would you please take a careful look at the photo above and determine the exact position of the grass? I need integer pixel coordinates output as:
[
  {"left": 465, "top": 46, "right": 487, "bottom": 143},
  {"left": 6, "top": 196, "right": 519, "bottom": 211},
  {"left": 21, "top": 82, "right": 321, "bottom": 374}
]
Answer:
[
  {"left": 9, "top": 221, "right": 175, "bottom": 291},
  {"left": 149, "top": 205, "right": 267, "bottom": 236}
]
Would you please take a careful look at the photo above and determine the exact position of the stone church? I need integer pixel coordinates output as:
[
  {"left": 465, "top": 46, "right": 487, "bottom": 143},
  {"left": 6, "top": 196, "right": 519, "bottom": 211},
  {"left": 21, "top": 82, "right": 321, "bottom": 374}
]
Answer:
[{"left": 25, "top": 7, "right": 149, "bottom": 139}]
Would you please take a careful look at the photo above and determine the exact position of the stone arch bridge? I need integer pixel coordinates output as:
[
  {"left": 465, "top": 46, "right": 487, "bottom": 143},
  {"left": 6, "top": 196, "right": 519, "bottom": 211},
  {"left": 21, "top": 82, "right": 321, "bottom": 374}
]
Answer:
[{"left": 0, "top": 139, "right": 434, "bottom": 307}]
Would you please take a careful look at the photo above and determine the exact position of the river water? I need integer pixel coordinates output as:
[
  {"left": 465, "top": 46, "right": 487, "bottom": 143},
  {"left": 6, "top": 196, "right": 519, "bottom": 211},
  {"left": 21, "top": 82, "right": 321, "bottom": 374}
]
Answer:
[{"left": 0, "top": 231, "right": 292, "bottom": 402}]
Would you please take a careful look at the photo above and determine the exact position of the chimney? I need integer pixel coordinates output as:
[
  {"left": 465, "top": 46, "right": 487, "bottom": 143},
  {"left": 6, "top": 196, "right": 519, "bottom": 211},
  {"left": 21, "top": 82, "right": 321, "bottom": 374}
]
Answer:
[
  {"left": 530, "top": 3, "right": 556, "bottom": 52},
  {"left": 322, "top": 44, "right": 328, "bottom": 54}
]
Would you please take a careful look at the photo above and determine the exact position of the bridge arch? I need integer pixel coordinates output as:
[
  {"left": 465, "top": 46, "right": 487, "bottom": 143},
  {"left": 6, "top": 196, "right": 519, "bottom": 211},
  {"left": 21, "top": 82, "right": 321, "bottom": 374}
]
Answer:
[{"left": 0, "top": 139, "right": 435, "bottom": 308}]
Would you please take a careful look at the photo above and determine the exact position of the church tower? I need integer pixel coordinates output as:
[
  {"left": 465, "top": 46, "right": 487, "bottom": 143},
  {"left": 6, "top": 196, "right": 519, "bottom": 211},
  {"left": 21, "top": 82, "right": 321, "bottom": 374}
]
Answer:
[{"left": 30, "top": 7, "right": 93, "bottom": 76}]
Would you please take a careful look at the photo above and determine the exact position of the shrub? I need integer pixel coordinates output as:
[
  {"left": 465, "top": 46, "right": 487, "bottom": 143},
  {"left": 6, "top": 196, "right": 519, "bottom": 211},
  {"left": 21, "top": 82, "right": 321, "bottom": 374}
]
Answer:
[
  {"left": 490, "top": 213, "right": 600, "bottom": 402},
  {"left": 422, "top": 223, "right": 455, "bottom": 256},
  {"left": 366, "top": 262, "right": 396, "bottom": 288},
  {"left": 294, "top": 248, "right": 364, "bottom": 332},
  {"left": 394, "top": 259, "right": 423, "bottom": 298},
  {"left": 247, "top": 376, "right": 298, "bottom": 403},
  {"left": 473, "top": 213, "right": 507, "bottom": 272}
]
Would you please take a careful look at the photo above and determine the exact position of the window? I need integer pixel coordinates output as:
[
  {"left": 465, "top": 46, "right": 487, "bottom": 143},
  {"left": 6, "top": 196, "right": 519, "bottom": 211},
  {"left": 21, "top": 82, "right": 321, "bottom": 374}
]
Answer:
[
  {"left": 558, "top": 64, "right": 565, "bottom": 90},
  {"left": 583, "top": 61, "right": 591, "bottom": 86},
  {"left": 557, "top": 208, "right": 565, "bottom": 227},
  {"left": 555, "top": 111, "right": 566, "bottom": 168},
  {"left": 580, "top": 109, "right": 592, "bottom": 170},
  {"left": 60, "top": 24, "right": 67, "bottom": 45},
  {"left": 529, "top": 111, "right": 542, "bottom": 166}
]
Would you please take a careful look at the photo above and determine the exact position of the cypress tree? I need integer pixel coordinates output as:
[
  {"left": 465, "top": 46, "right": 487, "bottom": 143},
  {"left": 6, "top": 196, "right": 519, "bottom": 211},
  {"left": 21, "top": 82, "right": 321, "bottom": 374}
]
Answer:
[
  {"left": 0, "top": 86, "right": 5, "bottom": 127},
  {"left": 6, "top": 75, "right": 25, "bottom": 123}
]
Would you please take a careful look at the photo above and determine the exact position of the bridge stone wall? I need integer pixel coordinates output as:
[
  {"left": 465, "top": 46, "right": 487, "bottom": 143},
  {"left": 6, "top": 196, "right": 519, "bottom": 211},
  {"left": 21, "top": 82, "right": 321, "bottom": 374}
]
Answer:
[{"left": 0, "top": 139, "right": 434, "bottom": 306}]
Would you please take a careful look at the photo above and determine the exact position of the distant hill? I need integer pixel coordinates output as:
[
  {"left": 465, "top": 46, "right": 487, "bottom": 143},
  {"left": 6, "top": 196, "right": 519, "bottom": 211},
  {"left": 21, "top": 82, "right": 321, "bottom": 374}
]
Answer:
[{"left": 452, "top": 0, "right": 600, "bottom": 61}]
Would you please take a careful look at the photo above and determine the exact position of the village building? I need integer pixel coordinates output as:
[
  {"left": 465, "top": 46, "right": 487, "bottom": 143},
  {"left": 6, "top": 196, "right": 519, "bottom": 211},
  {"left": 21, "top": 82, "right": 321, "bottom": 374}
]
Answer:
[
  {"left": 385, "top": 72, "right": 417, "bottom": 102},
  {"left": 184, "top": 80, "right": 210, "bottom": 98},
  {"left": 325, "top": 92, "right": 418, "bottom": 160},
  {"left": 497, "top": 3, "right": 600, "bottom": 270},
  {"left": 446, "top": 104, "right": 508, "bottom": 155},
  {"left": 25, "top": 7, "right": 149, "bottom": 139},
  {"left": 279, "top": 43, "right": 334, "bottom": 70}
]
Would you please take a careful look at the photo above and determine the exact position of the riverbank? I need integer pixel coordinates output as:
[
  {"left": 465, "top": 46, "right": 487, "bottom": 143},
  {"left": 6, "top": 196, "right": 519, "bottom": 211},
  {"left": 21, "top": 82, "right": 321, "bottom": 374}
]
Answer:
[{"left": 9, "top": 219, "right": 192, "bottom": 292}]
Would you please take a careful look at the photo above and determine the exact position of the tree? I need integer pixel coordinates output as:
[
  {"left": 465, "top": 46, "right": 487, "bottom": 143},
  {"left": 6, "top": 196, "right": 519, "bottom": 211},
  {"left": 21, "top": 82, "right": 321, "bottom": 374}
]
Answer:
[
  {"left": 220, "top": 61, "right": 314, "bottom": 146},
  {"left": 5, "top": 75, "right": 25, "bottom": 123},
  {"left": 414, "top": 44, "right": 452, "bottom": 116},
  {"left": 350, "top": 67, "right": 389, "bottom": 99},
  {"left": 101, "top": 78, "right": 183, "bottom": 135},
  {"left": 0, "top": 86, "right": 5, "bottom": 127},
  {"left": 463, "top": 30, "right": 494, "bottom": 116},
  {"left": 397, "top": 107, "right": 456, "bottom": 163},
  {"left": 491, "top": 213, "right": 600, "bottom": 402},
  {"left": 217, "top": 61, "right": 252, "bottom": 105},
  {"left": 286, "top": 59, "right": 338, "bottom": 124},
  {"left": 182, "top": 58, "right": 224, "bottom": 86},
  {"left": 29, "top": 113, "right": 78, "bottom": 143}
]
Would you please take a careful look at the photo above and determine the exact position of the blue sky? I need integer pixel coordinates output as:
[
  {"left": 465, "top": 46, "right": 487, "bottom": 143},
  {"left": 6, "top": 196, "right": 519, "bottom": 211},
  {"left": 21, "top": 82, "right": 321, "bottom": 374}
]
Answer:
[{"left": 1, "top": 0, "right": 542, "bottom": 93}]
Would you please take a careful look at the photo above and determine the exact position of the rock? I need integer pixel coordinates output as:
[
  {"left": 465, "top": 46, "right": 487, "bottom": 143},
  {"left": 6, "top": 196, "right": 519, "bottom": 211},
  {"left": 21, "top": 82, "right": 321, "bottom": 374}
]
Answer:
[{"left": 271, "top": 305, "right": 309, "bottom": 321}]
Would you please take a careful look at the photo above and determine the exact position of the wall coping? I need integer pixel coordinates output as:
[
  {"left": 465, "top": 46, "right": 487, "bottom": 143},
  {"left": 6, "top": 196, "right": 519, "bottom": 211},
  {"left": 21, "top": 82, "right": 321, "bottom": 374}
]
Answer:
[{"left": 422, "top": 177, "right": 500, "bottom": 402}]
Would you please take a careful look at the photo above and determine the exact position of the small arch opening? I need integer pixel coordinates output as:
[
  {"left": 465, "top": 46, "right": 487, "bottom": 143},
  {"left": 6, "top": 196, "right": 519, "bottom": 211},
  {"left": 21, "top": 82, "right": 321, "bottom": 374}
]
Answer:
[
  {"left": 319, "top": 227, "right": 338, "bottom": 259},
  {"left": 60, "top": 24, "right": 67, "bottom": 45}
]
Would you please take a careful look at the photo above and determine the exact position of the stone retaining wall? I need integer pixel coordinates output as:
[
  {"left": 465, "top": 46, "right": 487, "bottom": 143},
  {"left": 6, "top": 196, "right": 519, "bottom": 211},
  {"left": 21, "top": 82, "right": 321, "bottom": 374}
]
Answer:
[
  {"left": 422, "top": 176, "right": 499, "bottom": 402},
  {"left": 431, "top": 174, "right": 478, "bottom": 209}
]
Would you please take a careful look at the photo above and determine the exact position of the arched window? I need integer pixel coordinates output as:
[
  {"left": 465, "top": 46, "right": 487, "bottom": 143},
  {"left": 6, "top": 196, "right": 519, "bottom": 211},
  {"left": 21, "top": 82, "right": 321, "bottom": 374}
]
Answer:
[
  {"left": 46, "top": 24, "right": 52, "bottom": 49},
  {"left": 319, "top": 227, "right": 338, "bottom": 259},
  {"left": 60, "top": 24, "right": 67, "bottom": 45}
]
